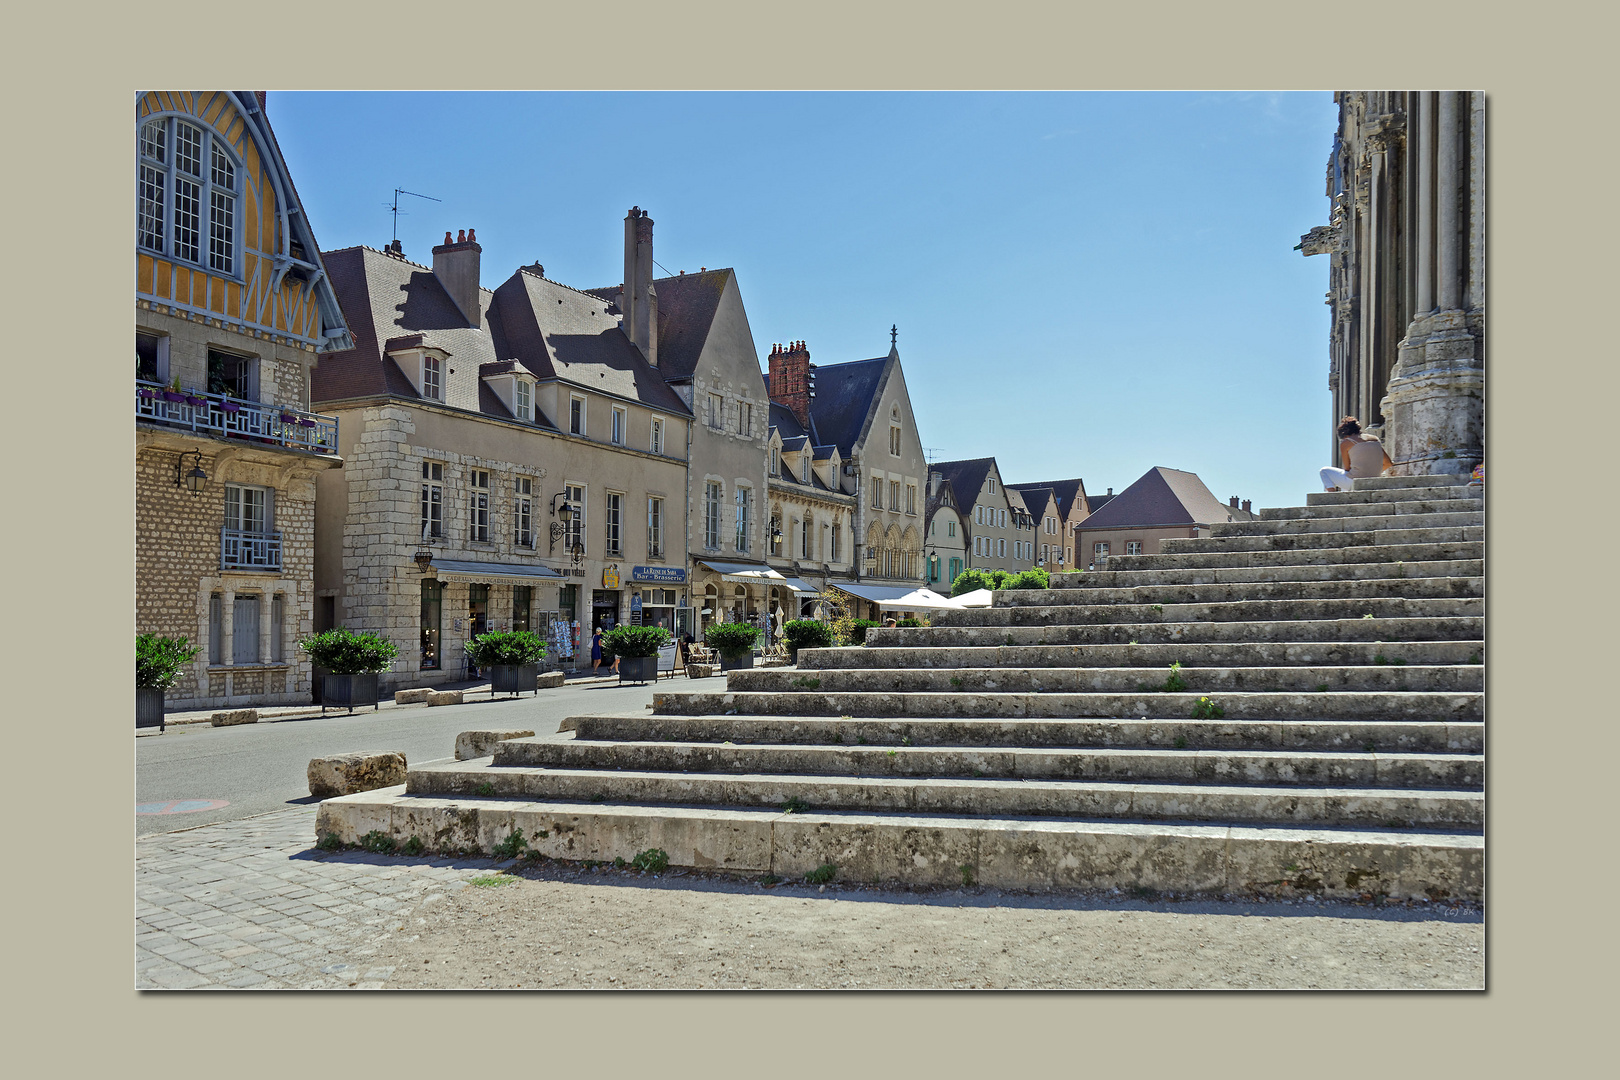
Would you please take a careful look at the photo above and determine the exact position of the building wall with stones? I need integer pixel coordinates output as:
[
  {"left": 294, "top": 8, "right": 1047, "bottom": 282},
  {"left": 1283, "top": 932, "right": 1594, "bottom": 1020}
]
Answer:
[
  {"left": 850, "top": 354, "right": 929, "bottom": 587},
  {"left": 1301, "top": 91, "right": 1484, "bottom": 475}
]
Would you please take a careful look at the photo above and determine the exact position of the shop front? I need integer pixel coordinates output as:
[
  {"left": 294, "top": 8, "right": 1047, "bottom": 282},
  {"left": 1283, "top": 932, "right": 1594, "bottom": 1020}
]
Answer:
[
  {"left": 427, "top": 559, "right": 569, "bottom": 678},
  {"left": 630, "top": 564, "right": 688, "bottom": 637},
  {"left": 692, "top": 560, "right": 789, "bottom": 636}
]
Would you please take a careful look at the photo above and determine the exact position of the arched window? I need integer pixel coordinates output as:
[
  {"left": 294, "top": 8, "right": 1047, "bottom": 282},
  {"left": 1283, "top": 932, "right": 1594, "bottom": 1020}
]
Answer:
[{"left": 138, "top": 115, "right": 239, "bottom": 275}]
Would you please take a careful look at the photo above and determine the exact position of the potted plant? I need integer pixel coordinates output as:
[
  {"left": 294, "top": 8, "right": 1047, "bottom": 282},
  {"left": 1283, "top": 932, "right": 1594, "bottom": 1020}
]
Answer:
[
  {"left": 184, "top": 388, "right": 206, "bottom": 407},
  {"left": 162, "top": 377, "right": 187, "bottom": 404},
  {"left": 465, "top": 630, "right": 547, "bottom": 696},
  {"left": 705, "top": 622, "right": 762, "bottom": 671},
  {"left": 220, "top": 397, "right": 241, "bottom": 414},
  {"left": 783, "top": 619, "right": 834, "bottom": 665},
  {"left": 136, "top": 633, "right": 198, "bottom": 730},
  {"left": 137, "top": 386, "right": 157, "bottom": 400},
  {"left": 298, "top": 627, "right": 398, "bottom": 713},
  {"left": 603, "top": 625, "right": 670, "bottom": 684}
]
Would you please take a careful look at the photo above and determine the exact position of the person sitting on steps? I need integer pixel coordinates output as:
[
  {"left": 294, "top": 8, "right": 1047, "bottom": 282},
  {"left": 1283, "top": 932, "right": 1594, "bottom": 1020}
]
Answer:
[{"left": 1320, "top": 415, "right": 1393, "bottom": 492}]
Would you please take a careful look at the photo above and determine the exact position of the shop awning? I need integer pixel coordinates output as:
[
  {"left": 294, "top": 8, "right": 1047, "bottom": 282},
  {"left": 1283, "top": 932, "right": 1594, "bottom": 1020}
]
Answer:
[
  {"left": 836, "top": 583, "right": 959, "bottom": 611},
  {"left": 431, "top": 559, "right": 566, "bottom": 584},
  {"left": 952, "top": 588, "right": 993, "bottom": 608},
  {"left": 777, "top": 577, "right": 821, "bottom": 596},
  {"left": 696, "top": 560, "right": 788, "bottom": 585}
]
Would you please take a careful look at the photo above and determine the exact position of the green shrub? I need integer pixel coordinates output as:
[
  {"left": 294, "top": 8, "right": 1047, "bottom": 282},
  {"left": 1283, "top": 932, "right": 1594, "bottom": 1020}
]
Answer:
[
  {"left": 806, "top": 863, "right": 838, "bottom": 885},
  {"left": 949, "top": 568, "right": 994, "bottom": 596},
  {"left": 831, "top": 618, "right": 883, "bottom": 646},
  {"left": 896, "top": 617, "right": 928, "bottom": 628},
  {"left": 705, "top": 622, "right": 762, "bottom": 658},
  {"left": 464, "top": 629, "right": 547, "bottom": 667},
  {"left": 784, "top": 619, "right": 835, "bottom": 652},
  {"left": 136, "top": 633, "right": 199, "bottom": 690},
  {"left": 298, "top": 627, "right": 399, "bottom": 675},
  {"left": 1003, "top": 568, "right": 1050, "bottom": 590},
  {"left": 601, "top": 625, "right": 669, "bottom": 658}
]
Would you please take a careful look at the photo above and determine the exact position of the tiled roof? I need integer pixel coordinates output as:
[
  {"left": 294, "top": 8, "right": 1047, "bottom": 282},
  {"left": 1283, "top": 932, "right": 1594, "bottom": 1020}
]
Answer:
[
  {"left": 1076, "top": 467, "right": 1248, "bottom": 530},
  {"left": 651, "top": 269, "right": 731, "bottom": 381},
  {"left": 768, "top": 402, "right": 808, "bottom": 442},
  {"left": 931, "top": 458, "right": 997, "bottom": 505},
  {"left": 810, "top": 355, "right": 889, "bottom": 457},
  {"left": 1014, "top": 477, "right": 1089, "bottom": 518}
]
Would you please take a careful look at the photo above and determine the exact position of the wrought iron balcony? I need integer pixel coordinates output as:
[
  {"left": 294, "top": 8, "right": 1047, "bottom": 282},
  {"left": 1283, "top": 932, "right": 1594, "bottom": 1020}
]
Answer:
[
  {"left": 222, "top": 529, "right": 282, "bottom": 571},
  {"left": 137, "top": 381, "right": 338, "bottom": 454}
]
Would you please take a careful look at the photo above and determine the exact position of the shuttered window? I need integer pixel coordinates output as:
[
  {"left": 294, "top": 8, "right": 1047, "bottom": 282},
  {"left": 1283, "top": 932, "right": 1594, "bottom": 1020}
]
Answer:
[{"left": 232, "top": 595, "right": 261, "bottom": 665}]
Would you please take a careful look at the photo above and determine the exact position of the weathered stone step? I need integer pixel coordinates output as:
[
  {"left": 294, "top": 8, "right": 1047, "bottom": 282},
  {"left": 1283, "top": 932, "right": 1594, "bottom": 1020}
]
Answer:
[
  {"left": 866, "top": 615, "right": 1483, "bottom": 648},
  {"left": 492, "top": 738, "right": 1484, "bottom": 790},
  {"left": 729, "top": 664, "right": 1483, "bottom": 695},
  {"left": 400, "top": 761, "right": 1484, "bottom": 830},
  {"left": 1053, "top": 541, "right": 1484, "bottom": 577},
  {"left": 998, "top": 576, "right": 1481, "bottom": 607},
  {"left": 1352, "top": 474, "right": 1473, "bottom": 490},
  {"left": 313, "top": 790, "right": 1485, "bottom": 899},
  {"left": 930, "top": 595, "right": 1481, "bottom": 628},
  {"left": 798, "top": 641, "right": 1484, "bottom": 671},
  {"left": 1262, "top": 498, "right": 1481, "bottom": 521},
  {"left": 1161, "top": 525, "right": 1483, "bottom": 554},
  {"left": 1308, "top": 485, "right": 1480, "bottom": 507},
  {"left": 564, "top": 713, "right": 1484, "bottom": 753},
  {"left": 1064, "top": 558, "right": 1483, "bottom": 589},
  {"left": 652, "top": 689, "right": 1482, "bottom": 722},
  {"left": 1212, "top": 511, "right": 1482, "bottom": 538}
]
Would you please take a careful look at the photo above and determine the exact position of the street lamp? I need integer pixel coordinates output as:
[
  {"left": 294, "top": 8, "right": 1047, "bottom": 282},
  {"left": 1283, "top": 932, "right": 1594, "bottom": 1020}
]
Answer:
[{"left": 175, "top": 449, "right": 207, "bottom": 496}]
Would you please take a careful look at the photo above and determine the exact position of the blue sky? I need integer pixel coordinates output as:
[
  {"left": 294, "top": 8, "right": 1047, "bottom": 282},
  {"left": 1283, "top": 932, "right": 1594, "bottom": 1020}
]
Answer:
[{"left": 272, "top": 91, "right": 1338, "bottom": 511}]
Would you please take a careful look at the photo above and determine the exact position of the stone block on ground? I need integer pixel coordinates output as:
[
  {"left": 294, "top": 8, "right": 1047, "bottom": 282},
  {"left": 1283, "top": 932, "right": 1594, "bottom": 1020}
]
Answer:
[
  {"left": 687, "top": 663, "right": 715, "bottom": 678},
  {"left": 536, "top": 671, "right": 565, "bottom": 689},
  {"left": 394, "top": 688, "right": 431, "bottom": 704},
  {"left": 455, "top": 729, "right": 537, "bottom": 761},
  {"left": 308, "top": 752, "right": 408, "bottom": 798},
  {"left": 210, "top": 709, "right": 258, "bottom": 727},
  {"left": 426, "top": 690, "right": 464, "bottom": 707}
]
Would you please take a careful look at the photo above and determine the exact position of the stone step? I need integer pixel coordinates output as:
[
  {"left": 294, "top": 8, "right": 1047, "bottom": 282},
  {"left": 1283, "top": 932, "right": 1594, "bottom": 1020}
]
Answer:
[
  {"left": 1308, "top": 485, "right": 1479, "bottom": 507},
  {"left": 651, "top": 689, "right": 1482, "bottom": 722},
  {"left": 729, "top": 664, "right": 1483, "bottom": 695},
  {"left": 999, "top": 576, "right": 1481, "bottom": 607},
  {"left": 865, "top": 615, "right": 1483, "bottom": 648},
  {"left": 1065, "top": 559, "right": 1483, "bottom": 588},
  {"left": 1161, "top": 525, "right": 1484, "bottom": 554},
  {"left": 930, "top": 595, "right": 1481, "bottom": 629},
  {"left": 1352, "top": 474, "right": 1473, "bottom": 490},
  {"left": 1212, "top": 511, "right": 1482, "bottom": 538},
  {"left": 798, "top": 641, "right": 1484, "bottom": 671},
  {"left": 313, "top": 790, "right": 1485, "bottom": 899},
  {"left": 400, "top": 760, "right": 1484, "bottom": 830},
  {"left": 493, "top": 738, "right": 1483, "bottom": 790},
  {"left": 1262, "top": 498, "right": 1481, "bottom": 521},
  {"left": 564, "top": 713, "right": 1484, "bottom": 754},
  {"left": 1053, "top": 541, "right": 1484, "bottom": 577}
]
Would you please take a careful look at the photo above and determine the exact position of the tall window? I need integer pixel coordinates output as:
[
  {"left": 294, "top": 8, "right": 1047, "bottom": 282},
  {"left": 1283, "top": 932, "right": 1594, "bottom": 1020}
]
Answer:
[
  {"left": 515, "top": 380, "right": 531, "bottom": 421},
  {"left": 605, "top": 492, "right": 623, "bottom": 555},
  {"left": 138, "top": 116, "right": 237, "bottom": 274},
  {"left": 889, "top": 481, "right": 900, "bottom": 511},
  {"left": 800, "top": 518, "right": 811, "bottom": 559},
  {"left": 514, "top": 477, "right": 533, "bottom": 547},
  {"left": 735, "top": 487, "right": 752, "bottom": 552},
  {"left": 224, "top": 484, "right": 271, "bottom": 535},
  {"left": 988, "top": 477, "right": 997, "bottom": 494},
  {"left": 270, "top": 593, "right": 285, "bottom": 663},
  {"left": 651, "top": 417, "right": 664, "bottom": 455},
  {"left": 422, "top": 354, "right": 442, "bottom": 401},
  {"left": 1094, "top": 542, "right": 1110, "bottom": 558},
  {"left": 468, "top": 470, "right": 490, "bottom": 542},
  {"left": 647, "top": 497, "right": 664, "bottom": 557},
  {"left": 208, "top": 349, "right": 256, "bottom": 400},
  {"left": 770, "top": 512, "right": 783, "bottom": 556},
  {"left": 611, "top": 407, "right": 626, "bottom": 446},
  {"left": 906, "top": 484, "right": 917, "bottom": 515},
  {"left": 570, "top": 396, "right": 585, "bottom": 435},
  {"left": 998, "top": 538, "right": 1006, "bottom": 558},
  {"left": 740, "top": 402, "right": 753, "bottom": 437},
  {"left": 705, "top": 481, "right": 722, "bottom": 548},
  {"left": 770, "top": 447, "right": 780, "bottom": 476},
  {"left": 999, "top": 509, "right": 1007, "bottom": 528},
  {"left": 566, "top": 483, "right": 585, "bottom": 549},
  {"left": 831, "top": 523, "right": 841, "bottom": 562},
  {"left": 947, "top": 520, "right": 956, "bottom": 537},
  {"left": 871, "top": 476, "right": 883, "bottom": 509},
  {"left": 708, "top": 393, "right": 724, "bottom": 430},
  {"left": 421, "top": 462, "right": 443, "bottom": 539},
  {"left": 889, "top": 425, "right": 902, "bottom": 456}
]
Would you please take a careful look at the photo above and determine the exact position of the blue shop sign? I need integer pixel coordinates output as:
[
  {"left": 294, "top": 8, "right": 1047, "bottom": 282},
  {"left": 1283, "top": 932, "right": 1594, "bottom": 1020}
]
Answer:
[{"left": 631, "top": 565, "right": 687, "bottom": 584}]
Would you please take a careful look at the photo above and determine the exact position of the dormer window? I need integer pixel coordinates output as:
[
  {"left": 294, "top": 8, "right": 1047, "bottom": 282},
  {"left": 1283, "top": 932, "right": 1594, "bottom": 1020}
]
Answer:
[
  {"left": 138, "top": 116, "right": 239, "bottom": 275},
  {"left": 422, "top": 354, "right": 442, "bottom": 401},
  {"left": 515, "top": 379, "right": 531, "bottom": 421},
  {"left": 770, "top": 447, "right": 779, "bottom": 476}
]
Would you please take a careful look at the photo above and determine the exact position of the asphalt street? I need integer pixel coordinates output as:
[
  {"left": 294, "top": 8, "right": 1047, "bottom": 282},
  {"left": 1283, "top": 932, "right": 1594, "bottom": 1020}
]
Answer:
[{"left": 135, "top": 674, "right": 686, "bottom": 836}]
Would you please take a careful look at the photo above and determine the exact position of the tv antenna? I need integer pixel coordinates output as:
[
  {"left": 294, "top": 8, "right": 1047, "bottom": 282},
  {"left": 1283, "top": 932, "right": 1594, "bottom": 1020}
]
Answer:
[
  {"left": 923, "top": 447, "right": 945, "bottom": 464},
  {"left": 386, "top": 188, "right": 441, "bottom": 243}
]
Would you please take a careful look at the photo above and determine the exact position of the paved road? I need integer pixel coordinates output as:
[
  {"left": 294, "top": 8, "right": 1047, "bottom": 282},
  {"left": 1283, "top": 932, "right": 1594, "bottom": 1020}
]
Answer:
[{"left": 136, "top": 675, "right": 690, "bottom": 836}]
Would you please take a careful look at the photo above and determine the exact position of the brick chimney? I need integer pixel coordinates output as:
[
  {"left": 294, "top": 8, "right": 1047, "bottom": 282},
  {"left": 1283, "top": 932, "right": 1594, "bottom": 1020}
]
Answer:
[
  {"left": 1242, "top": 499, "right": 1252, "bottom": 513},
  {"left": 432, "top": 228, "right": 482, "bottom": 329},
  {"left": 768, "top": 340, "right": 812, "bottom": 429},
  {"left": 622, "top": 207, "right": 657, "bottom": 366},
  {"left": 1229, "top": 496, "right": 1240, "bottom": 508}
]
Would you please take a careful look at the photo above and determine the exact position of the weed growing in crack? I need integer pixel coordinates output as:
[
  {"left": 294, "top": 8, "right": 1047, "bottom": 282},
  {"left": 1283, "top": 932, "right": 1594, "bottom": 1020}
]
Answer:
[
  {"left": 359, "top": 831, "right": 396, "bottom": 854},
  {"left": 806, "top": 863, "right": 837, "bottom": 885},
  {"left": 316, "top": 832, "right": 343, "bottom": 851},
  {"left": 402, "top": 836, "right": 425, "bottom": 857},
  {"left": 1394, "top": 658, "right": 1407, "bottom": 666},
  {"left": 474, "top": 781, "right": 497, "bottom": 796},
  {"left": 949, "top": 676, "right": 963, "bottom": 688},
  {"left": 960, "top": 864, "right": 976, "bottom": 887},
  {"left": 631, "top": 848, "right": 670, "bottom": 873},
  {"left": 469, "top": 875, "right": 515, "bottom": 888},
  {"left": 492, "top": 829, "right": 528, "bottom": 859},
  {"left": 1374, "top": 654, "right": 1389, "bottom": 665},
  {"left": 1163, "top": 662, "right": 1187, "bottom": 693},
  {"left": 791, "top": 676, "right": 821, "bottom": 689},
  {"left": 1316, "top": 684, "right": 1330, "bottom": 693},
  {"left": 1174, "top": 735, "right": 1188, "bottom": 750},
  {"left": 781, "top": 797, "right": 810, "bottom": 814},
  {"left": 1190, "top": 697, "right": 1225, "bottom": 720}
]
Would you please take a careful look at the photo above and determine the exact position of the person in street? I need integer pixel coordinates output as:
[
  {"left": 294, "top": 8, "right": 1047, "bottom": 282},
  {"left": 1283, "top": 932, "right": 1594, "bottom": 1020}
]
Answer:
[
  {"left": 590, "top": 629, "right": 605, "bottom": 671},
  {"left": 1320, "top": 415, "right": 1393, "bottom": 491}
]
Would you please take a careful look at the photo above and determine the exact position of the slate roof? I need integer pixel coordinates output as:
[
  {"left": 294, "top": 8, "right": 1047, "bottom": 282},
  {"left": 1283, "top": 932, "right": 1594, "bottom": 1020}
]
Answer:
[
  {"left": 810, "top": 355, "right": 889, "bottom": 457},
  {"left": 768, "top": 402, "right": 808, "bottom": 442},
  {"left": 1013, "top": 477, "right": 1090, "bottom": 520},
  {"left": 585, "top": 268, "right": 734, "bottom": 384},
  {"left": 1076, "top": 467, "right": 1250, "bottom": 530},
  {"left": 930, "top": 457, "right": 997, "bottom": 507}
]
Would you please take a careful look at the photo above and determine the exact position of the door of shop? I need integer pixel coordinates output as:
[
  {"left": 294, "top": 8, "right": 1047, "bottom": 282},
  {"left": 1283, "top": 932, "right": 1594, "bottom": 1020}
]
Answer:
[{"left": 592, "top": 589, "right": 620, "bottom": 633}]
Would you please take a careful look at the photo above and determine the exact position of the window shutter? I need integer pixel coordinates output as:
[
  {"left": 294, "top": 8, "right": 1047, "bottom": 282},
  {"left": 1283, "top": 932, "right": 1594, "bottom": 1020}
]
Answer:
[
  {"left": 209, "top": 594, "right": 223, "bottom": 664},
  {"left": 264, "top": 488, "right": 275, "bottom": 531},
  {"left": 232, "top": 595, "right": 261, "bottom": 665}
]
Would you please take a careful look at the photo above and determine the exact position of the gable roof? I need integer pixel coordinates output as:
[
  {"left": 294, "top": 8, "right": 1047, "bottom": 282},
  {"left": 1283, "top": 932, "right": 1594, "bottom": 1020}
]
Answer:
[
  {"left": 809, "top": 355, "right": 890, "bottom": 456},
  {"left": 768, "top": 401, "right": 808, "bottom": 442},
  {"left": 1076, "top": 467, "right": 1249, "bottom": 530},
  {"left": 650, "top": 269, "right": 732, "bottom": 382},
  {"left": 1014, "top": 477, "right": 1090, "bottom": 519},
  {"left": 930, "top": 457, "right": 998, "bottom": 505},
  {"left": 1007, "top": 483, "right": 1057, "bottom": 516}
]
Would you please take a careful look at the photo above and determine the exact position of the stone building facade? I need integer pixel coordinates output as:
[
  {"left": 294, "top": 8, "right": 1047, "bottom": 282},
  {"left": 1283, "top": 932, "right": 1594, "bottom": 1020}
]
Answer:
[
  {"left": 922, "top": 471, "right": 967, "bottom": 592},
  {"left": 932, "top": 457, "right": 1036, "bottom": 576},
  {"left": 135, "top": 91, "right": 351, "bottom": 710},
  {"left": 765, "top": 420, "right": 858, "bottom": 622},
  {"left": 1300, "top": 91, "right": 1484, "bottom": 475}
]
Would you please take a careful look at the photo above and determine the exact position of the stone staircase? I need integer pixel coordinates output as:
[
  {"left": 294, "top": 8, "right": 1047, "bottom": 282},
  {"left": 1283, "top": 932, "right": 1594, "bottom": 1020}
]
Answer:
[{"left": 317, "top": 475, "right": 1484, "bottom": 900}]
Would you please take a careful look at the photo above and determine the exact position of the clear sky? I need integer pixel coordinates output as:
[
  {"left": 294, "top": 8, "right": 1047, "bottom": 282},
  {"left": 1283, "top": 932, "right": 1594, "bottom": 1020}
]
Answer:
[{"left": 272, "top": 91, "right": 1338, "bottom": 511}]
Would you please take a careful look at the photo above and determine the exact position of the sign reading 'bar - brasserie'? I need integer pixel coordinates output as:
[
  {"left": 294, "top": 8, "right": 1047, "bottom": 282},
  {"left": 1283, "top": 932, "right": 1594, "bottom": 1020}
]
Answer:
[{"left": 631, "top": 565, "right": 687, "bottom": 584}]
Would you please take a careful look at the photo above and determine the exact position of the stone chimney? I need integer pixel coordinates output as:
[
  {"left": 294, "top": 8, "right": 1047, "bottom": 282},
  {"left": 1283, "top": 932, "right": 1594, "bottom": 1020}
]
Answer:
[
  {"left": 768, "top": 341, "right": 812, "bottom": 429},
  {"left": 929, "top": 471, "right": 943, "bottom": 498},
  {"left": 622, "top": 207, "right": 657, "bottom": 366},
  {"left": 432, "top": 228, "right": 482, "bottom": 329}
]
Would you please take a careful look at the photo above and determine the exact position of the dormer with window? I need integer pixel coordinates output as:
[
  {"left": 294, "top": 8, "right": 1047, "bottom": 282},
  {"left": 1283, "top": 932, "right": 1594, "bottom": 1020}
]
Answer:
[
  {"left": 138, "top": 115, "right": 240, "bottom": 277},
  {"left": 479, "top": 361, "right": 536, "bottom": 422},
  {"left": 811, "top": 446, "right": 841, "bottom": 490},
  {"left": 386, "top": 337, "right": 451, "bottom": 403}
]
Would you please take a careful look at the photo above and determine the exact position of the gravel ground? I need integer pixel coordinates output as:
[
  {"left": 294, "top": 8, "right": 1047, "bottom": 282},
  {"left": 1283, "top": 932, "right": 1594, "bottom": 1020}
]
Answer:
[{"left": 367, "top": 861, "right": 1485, "bottom": 989}]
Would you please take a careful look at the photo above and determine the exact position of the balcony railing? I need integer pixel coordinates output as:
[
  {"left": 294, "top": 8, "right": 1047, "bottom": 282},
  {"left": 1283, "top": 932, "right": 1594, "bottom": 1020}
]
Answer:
[
  {"left": 222, "top": 529, "right": 282, "bottom": 571},
  {"left": 137, "top": 381, "right": 338, "bottom": 454}
]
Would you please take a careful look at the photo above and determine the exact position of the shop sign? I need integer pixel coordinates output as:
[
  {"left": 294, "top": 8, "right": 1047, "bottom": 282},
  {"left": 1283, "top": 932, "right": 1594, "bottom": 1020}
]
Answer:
[
  {"left": 632, "top": 565, "right": 687, "bottom": 584},
  {"left": 602, "top": 565, "right": 621, "bottom": 589}
]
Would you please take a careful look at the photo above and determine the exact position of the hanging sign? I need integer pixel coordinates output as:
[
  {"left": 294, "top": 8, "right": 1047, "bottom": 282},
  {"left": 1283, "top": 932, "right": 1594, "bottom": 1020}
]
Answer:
[{"left": 602, "top": 565, "right": 621, "bottom": 589}]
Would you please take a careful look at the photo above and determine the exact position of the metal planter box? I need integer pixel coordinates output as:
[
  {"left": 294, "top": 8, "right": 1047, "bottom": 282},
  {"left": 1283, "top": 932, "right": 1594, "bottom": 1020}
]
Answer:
[
  {"left": 322, "top": 673, "right": 380, "bottom": 713},
  {"left": 137, "top": 687, "right": 165, "bottom": 729},
  {"left": 617, "top": 654, "right": 658, "bottom": 685},
  {"left": 489, "top": 664, "right": 540, "bottom": 696}
]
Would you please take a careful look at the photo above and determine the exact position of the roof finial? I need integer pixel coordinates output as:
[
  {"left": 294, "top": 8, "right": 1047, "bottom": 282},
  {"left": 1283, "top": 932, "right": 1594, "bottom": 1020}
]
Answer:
[{"left": 890, "top": 324, "right": 898, "bottom": 348}]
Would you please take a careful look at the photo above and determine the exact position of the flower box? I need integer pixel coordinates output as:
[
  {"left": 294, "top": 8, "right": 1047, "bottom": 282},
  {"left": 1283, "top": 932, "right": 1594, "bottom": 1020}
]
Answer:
[
  {"left": 220, "top": 400, "right": 241, "bottom": 414},
  {"left": 162, "top": 391, "right": 187, "bottom": 403},
  {"left": 298, "top": 417, "right": 316, "bottom": 427},
  {"left": 138, "top": 388, "right": 157, "bottom": 400},
  {"left": 185, "top": 395, "right": 206, "bottom": 407}
]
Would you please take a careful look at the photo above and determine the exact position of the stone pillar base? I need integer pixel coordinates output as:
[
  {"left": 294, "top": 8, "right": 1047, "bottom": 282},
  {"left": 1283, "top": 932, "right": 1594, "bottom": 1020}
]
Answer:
[{"left": 1381, "top": 310, "right": 1483, "bottom": 476}]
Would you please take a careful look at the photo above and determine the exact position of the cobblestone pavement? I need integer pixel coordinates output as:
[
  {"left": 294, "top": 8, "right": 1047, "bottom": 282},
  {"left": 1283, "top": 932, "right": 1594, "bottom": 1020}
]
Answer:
[{"left": 137, "top": 806, "right": 504, "bottom": 989}]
